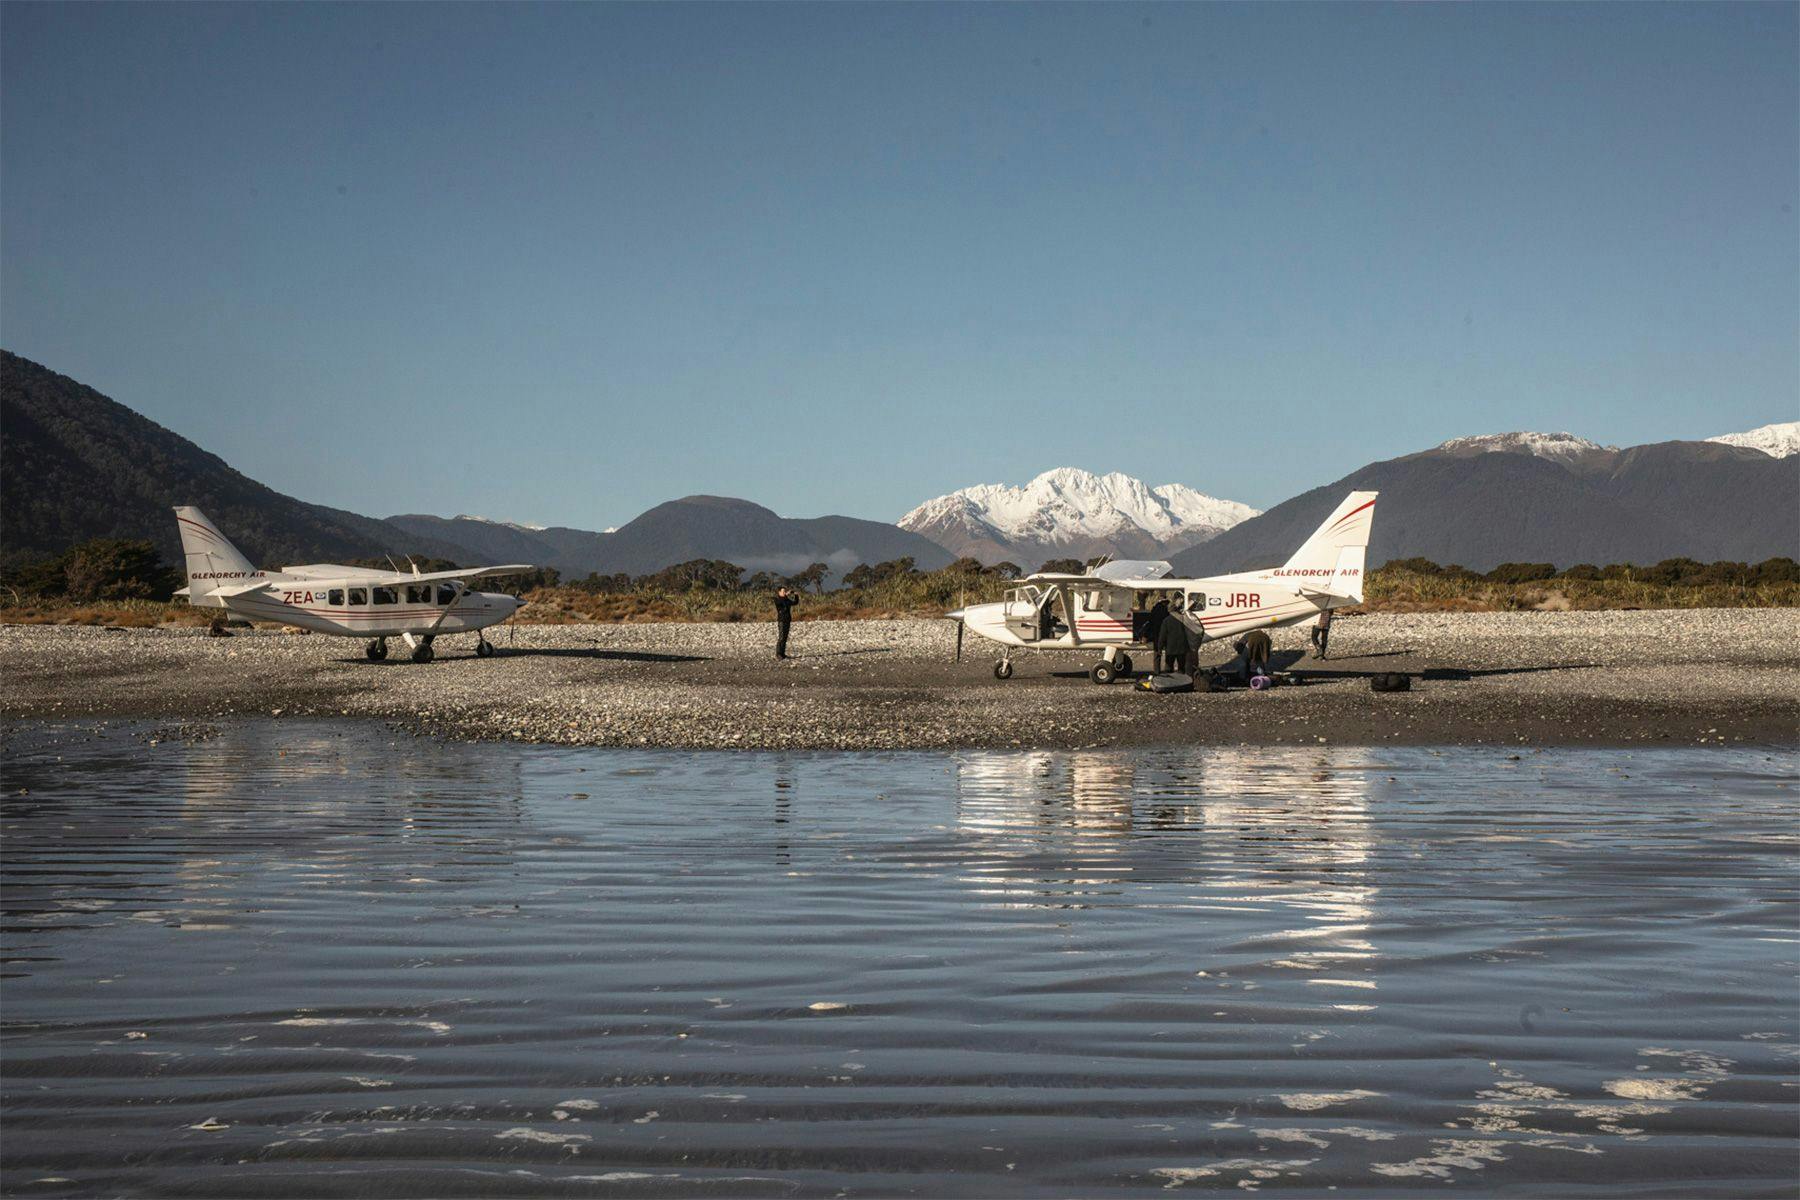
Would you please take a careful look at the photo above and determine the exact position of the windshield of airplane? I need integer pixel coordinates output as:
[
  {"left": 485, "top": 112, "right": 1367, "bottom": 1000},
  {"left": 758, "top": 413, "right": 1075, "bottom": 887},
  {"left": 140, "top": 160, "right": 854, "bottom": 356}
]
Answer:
[{"left": 1004, "top": 584, "right": 1045, "bottom": 607}]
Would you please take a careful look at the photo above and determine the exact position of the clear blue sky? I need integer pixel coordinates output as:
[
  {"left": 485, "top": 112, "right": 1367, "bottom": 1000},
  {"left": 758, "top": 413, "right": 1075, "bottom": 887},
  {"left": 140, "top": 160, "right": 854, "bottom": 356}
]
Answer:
[{"left": 4, "top": 2, "right": 1795, "bottom": 528}]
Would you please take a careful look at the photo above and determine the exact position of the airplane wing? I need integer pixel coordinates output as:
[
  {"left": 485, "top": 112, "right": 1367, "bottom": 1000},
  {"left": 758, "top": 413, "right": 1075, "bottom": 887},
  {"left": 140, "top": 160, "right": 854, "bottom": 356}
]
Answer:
[
  {"left": 372, "top": 564, "right": 537, "bottom": 585},
  {"left": 1093, "top": 560, "right": 1173, "bottom": 583}
]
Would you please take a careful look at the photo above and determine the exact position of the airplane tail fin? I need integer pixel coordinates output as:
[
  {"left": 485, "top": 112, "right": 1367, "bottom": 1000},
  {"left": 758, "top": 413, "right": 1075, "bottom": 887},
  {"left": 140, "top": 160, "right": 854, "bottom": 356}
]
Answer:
[
  {"left": 173, "top": 507, "right": 257, "bottom": 605},
  {"left": 1281, "top": 491, "right": 1377, "bottom": 599}
]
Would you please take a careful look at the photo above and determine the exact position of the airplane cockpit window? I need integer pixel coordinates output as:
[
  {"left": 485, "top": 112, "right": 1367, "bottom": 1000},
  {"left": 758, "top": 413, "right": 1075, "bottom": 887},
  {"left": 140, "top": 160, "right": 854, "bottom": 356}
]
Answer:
[
  {"left": 328, "top": 589, "right": 344, "bottom": 606},
  {"left": 1004, "top": 584, "right": 1042, "bottom": 608},
  {"left": 436, "top": 584, "right": 457, "bottom": 605},
  {"left": 405, "top": 584, "right": 430, "bottom": 604},
  {"left": 347, "top": 587, "right": 368, "bottom": 605},
  {"left": 372, "top": 587, "right": 397, "bottom": 606}
]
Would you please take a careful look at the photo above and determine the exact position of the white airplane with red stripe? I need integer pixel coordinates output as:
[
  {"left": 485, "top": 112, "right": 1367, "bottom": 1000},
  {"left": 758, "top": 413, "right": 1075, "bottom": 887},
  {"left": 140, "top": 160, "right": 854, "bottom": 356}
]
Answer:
[
  {"left": 947, "top": 491, "right": 1377, "bottom": 683},
  {"left": 172, "top": 507, "right": 531, "bottom": 663}
]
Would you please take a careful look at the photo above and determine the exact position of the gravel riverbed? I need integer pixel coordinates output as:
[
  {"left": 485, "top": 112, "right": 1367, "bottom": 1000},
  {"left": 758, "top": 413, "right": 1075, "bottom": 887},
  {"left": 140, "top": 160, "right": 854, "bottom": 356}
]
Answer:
[{"left": 2, "top": 610, "right": 1796, "bottom": 749}]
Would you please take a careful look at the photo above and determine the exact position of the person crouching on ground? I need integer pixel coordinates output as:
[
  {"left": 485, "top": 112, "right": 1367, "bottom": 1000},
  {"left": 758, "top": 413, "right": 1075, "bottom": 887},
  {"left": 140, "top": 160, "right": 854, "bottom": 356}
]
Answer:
[
  {"left": 1310, "top": 608, "right": 1333, "bottom": 659},
  {"left": 773, "top": 586, "right": 798, "bottom": 660},
  {"left": 1156, "top": 610, "right": 1192, "bottom": 676},
  {"left": 1235, "top": 629, "right": 1272, "bottom": 682}
]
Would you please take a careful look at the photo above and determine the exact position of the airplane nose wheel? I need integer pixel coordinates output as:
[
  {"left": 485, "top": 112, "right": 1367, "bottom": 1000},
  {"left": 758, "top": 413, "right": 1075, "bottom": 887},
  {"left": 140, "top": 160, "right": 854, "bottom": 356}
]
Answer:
[
  {"left": 366, "top": 638, "right": 388, "bottom": 662},
  {"left": 412, "top": 637, "right": 435, "bottom": 664},
  {"left": 993, "top": 659, "right": 1014, "bottom": 680},
  {"left": 1088, "top": 661, "right": 1118, "bottom": 685},
  {"left": 475, "top": 637, "right": 495, "bottom": 658}
]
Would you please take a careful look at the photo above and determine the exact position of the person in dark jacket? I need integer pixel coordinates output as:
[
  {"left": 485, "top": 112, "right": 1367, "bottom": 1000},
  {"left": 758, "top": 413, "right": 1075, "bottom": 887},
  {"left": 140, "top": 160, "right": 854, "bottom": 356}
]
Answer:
[
  {"left": 773, "top": 587, "right": 798, "bottom": 659},
  {"left": 1145, "top": 598, "right": 1172, "bottom": 670},
  {"left": 1310, "top": 608, "right": 1333, "bottom": 659},
  {"left": 1235, "top": 629, "right": 1272, "bottom": 681},
  {"left": 1155, "top": 611, "right": 1192, "bottom": 676}
]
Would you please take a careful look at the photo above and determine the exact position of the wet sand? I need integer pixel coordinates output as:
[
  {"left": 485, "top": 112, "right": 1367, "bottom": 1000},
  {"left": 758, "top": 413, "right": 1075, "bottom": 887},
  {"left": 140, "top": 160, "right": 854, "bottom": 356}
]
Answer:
[
  {"left": 1, "top": 609, "right": 1796, "bottom": 749},
  {"left": 2, "top": 722, "right": 1795, "bottom": 1197}
]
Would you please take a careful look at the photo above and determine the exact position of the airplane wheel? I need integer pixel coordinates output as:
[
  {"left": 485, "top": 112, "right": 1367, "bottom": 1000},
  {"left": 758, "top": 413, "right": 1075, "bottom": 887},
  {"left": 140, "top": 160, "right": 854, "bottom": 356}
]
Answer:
[
  {"left": 1117, "top": 653, "right": 1133, "bottom": 676},
  {"left": 1089, "top": 661, "right": 1117, "bottom": 686},
  {"left": 412, "top": 643, "right": 434, "bottom": 664},
  {"left": 994, "top": 660, "right": 1014, "bottom": 680},
  {"left": 476, "top": 639, "right": 494, "bottom": 659},
  {"left": 366, "top": 639, "right": 387, "bottom": 662}
]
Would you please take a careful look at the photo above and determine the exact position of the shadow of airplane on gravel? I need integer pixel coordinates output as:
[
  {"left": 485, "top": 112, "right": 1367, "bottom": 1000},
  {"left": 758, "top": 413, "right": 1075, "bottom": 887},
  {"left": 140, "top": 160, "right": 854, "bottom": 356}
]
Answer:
[
  {"left": 344, "top": 648, "right": 710, "bottom": 664},
  {"left": 1039, "top": 648, "right": 1605, "bottom": 684}
]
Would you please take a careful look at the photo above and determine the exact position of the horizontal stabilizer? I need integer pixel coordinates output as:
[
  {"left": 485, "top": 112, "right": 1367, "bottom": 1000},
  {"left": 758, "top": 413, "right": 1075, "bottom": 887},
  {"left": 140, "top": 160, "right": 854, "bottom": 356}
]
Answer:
[{"left": 213, "top": 581, "right": 273, "bottom": 600}]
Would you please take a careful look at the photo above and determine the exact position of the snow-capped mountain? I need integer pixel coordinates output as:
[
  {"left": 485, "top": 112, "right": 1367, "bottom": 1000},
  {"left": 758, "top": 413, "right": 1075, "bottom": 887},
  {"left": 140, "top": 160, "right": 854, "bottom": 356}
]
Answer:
[
  {"left": 900, "top": 468, "right": 1258, "bottom": 568},
  {"left": 1431, "top": 432, "right": 1618, "bottom": 465},
  {"left": 1706, "top": 421, "right": 1800, "bottom": 459},
  {"left": 455, "top": 513, "right": 548, "bottom": 532}
]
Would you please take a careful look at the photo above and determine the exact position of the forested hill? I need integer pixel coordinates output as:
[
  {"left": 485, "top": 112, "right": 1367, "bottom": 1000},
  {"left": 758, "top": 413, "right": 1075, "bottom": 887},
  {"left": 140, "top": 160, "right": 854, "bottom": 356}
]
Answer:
[{"left": 0, "top": 351, "right": 471, "bottom": 570}]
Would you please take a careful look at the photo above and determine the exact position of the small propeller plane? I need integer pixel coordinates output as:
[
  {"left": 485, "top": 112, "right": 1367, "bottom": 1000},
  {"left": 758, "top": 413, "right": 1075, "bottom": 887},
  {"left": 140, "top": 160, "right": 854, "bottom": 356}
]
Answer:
[
  {"left": 172, "top": 506, "right": 531, "bottom": 663},
  {"left": 948, "top": 491, "right": 1377, "bottom": 683}
]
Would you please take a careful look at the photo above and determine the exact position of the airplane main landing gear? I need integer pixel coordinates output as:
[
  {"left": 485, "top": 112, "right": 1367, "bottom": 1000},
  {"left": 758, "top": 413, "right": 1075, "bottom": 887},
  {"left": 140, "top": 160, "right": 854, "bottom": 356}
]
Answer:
[
  {"left": 993, "top": 659, "right": 1014, "bottom": 680},
  {"left": 411, "top": 635, "right": 435, "bottom": 664},
  {"left": 475, "top": 636, "right": 495, "bottom": 659},
  {"left": 366, "top": 638, "right": 388, "bottom": 662},
  {"left": 1089, "top": 660, "right": 1118, "bottom": 685}
]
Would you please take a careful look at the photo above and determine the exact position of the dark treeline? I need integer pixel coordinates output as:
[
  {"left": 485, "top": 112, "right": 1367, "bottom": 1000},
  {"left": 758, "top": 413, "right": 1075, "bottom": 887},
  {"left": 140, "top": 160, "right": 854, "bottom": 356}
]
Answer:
[
  {"left": 1381, "top": 557, "right": 1800, "bottom": 587},
  {"left": 5, "top": 537, "right": 1797, "bottom": 604}
]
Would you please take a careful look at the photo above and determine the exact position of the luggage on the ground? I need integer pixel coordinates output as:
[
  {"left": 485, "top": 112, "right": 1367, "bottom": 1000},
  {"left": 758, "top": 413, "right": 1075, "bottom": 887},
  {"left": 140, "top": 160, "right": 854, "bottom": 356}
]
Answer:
[{"left": 1136, "top": 672, "right": 1195, "bottom": 694}]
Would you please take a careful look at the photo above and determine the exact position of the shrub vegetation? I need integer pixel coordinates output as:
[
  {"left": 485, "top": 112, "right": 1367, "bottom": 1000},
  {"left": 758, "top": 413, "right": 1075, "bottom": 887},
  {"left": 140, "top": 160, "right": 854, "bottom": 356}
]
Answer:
[{"left": 3, "top": 542, "right": 1795, "bottom": 625}]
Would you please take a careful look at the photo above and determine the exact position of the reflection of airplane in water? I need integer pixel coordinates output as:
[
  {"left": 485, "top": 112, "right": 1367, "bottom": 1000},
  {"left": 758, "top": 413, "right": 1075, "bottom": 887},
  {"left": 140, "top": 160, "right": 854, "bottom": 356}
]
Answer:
[
  {"left": 176, "top": 723, "right": 530, "bottom": 899},
  {"left": 951, "top": 748, "right": 1381, "bottom": 973}
]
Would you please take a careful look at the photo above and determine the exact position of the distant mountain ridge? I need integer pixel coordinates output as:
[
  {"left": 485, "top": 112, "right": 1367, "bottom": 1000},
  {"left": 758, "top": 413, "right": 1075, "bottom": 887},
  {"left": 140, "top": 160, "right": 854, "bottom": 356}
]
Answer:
[
  {"left": 8, "top": 351, "right": 1791, "bottom": 583},
  {"left": 0, "top": 351, "right": 471, "bottom": 570},
  {"left": 2, "top": 351, "right": 952, "bottom": 581},
  {"left": 1170, "top": 428, "right": 1800, "bottom": 575},
  {"left": 1706, "top": 421, "right": 1800, "bottom": 459},
  {"left": 387, "top": 499, "right": 952, "bottom": 580},
  {"left": 900, "top": 468, "right": 1259, "bottom": 567}
]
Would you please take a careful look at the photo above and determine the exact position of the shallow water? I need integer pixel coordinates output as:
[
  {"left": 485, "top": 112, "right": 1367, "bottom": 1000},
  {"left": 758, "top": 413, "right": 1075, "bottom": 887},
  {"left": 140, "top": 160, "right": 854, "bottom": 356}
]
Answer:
[{"left": 1, "top": 722, "right": 1795, "bottom": 1198}]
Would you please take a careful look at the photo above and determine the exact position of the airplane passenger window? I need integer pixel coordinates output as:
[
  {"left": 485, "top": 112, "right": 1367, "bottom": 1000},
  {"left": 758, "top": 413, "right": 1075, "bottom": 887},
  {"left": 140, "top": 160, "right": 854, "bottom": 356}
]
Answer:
[
  {"left": 348, "top": 587, "right": 367, "bottom": 605},
  {"left": 436, "top": 585, "right": 457, "bottom": 605},
  {"left": 328, "top": 589, "right": 344, "bottom": 606},
  {"left": 1188, "top": 592, "right": 1206, "bottom": 611},
  {"left": 373, "top": 587, "right": 397, "bottom": 605},
  {"left": 406, "top": 584, "right": 429, "bottom": 604}
]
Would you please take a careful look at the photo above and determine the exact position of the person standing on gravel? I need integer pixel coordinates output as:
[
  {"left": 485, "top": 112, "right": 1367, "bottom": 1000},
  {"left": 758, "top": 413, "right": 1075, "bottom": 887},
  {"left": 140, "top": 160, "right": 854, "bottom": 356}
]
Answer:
[
  {"left": 1310, "top": 608, "right": 1333, "bottom": 659},
  {"left": 773, "top": 587, "right": 798, "bottom": 660},
  {"left": 1145, "top": 597, "right": 1172, "bottom": 671},
  {"left": 1155, "top": 609, "right": 1192, "bottom": 676}
]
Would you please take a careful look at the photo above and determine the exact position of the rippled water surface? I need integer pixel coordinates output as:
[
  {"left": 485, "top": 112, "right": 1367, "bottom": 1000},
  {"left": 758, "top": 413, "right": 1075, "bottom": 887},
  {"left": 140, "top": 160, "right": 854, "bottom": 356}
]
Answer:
[{"left": 2, "top": 722, "right": 1795, "bottom": 1197}]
